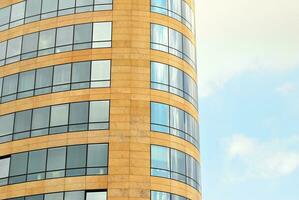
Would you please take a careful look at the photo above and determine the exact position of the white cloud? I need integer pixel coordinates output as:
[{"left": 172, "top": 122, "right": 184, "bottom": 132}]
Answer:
[
  {"left": 195, "top": 0, "right": 299, "bottom": 98},
  {"left": 276, "top": 82, "right": 297, "bottom": 95},
  {"left": 224, "top": 134, "right": 299, "bottom": 182}
]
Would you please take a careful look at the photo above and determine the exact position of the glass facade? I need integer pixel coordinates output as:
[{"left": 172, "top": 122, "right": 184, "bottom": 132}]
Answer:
[
  {"left": 151, "top": 191, "right": 189, "bottom": 200},
  {"left": 7, "top": 191, "right": 107, "bottom": 200},
  {"left": 151, "top": 61, "right": 198, "bottom": 108},
  {"left": 0, "top": 0, "right": 113, "bottom": 31},
  {"left": 0, "top": 22, "right": 112, "bottom": 66},
  {"left": 0, "top": 101, "right": 110, "bottom": 144},
  {"left": 151, "top": 24, "right": 196, "bottom": 68},
  {"left": 151, "top": 145, "right": 201, "bottom": 191},
  {"left": 0, "top": 144, "right": 108, "bottom": 186},
  {"left": 151, "top": 102, "right": 199, "bottom": 148},
  {"left": 0, "top": 60, "right": 111, "bottom": 103},
  {"left": 151, "top": 0, "right": 195, "bottom": 32}
]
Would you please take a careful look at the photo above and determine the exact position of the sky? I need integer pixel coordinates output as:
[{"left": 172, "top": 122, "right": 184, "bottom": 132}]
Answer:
[{"left": 195, "top": 0, "right": 299, "bottom": 200}]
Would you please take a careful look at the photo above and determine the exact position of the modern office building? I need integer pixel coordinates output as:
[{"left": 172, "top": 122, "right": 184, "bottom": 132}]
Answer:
[{"left": 0, "top": 0, "right": 200, "bottom": 200}]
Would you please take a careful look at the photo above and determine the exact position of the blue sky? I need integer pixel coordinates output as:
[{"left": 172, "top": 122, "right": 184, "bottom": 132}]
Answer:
[{"left": 196, "top": 0, "right": 299, "bottom": 199}]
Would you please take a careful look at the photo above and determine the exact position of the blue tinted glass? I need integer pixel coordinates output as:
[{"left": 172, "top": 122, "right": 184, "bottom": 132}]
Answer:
[
  {"left": 151, "top": 145, "right": 170, "bottom": 170},
  {"left": 151, "top": 102, "right": 169, "bottom": 126}
]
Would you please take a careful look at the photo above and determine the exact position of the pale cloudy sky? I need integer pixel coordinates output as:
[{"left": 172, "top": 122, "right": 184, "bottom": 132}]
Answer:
[{"left": 195, "top": 0, "right": 299, "bottom": 200}]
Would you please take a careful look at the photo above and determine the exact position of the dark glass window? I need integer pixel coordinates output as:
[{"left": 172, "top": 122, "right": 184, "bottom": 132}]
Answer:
[
  {"left": 31, "top": 107, "right": 50, "bottom": 136},
  {"left": 46, "top": 147, "right": 66, "bottom": 178},
  {"left": 50, "top": 104, "right": 69, "bottom": 127},
  {"left": 14, "top": 110, "right": 32, "bottom": 134},
  {"left": 2, "top": 74, "right": 18, "bottom": 97},
  {"left": 18, "top": 70, "right": 35, "bottom": 98},
  {"left": 69, "top": 102, "right": 89, "bottom": 131},
  {"left": 42, "top": 0, "right": 58, "bottom": 14},
  {"left": 56, "top": 26, "right": 74, "bottom": 53},
  {"left": 0, "top": 7, "right": 10, "bottom": 30},
  {"left": 71, "top": 61, "right": 91, "bottom": 89},
  {"left": 35, "top": 67, "right": 53, "bottom": 94},
  {"left": 0, "top": 114, "right": 14, "bottom": 142},
  {"left": 25, "top": 0, "right": 42, "bottom": 23},
  {"left": 38, "top": 29, "right": 56, "bottom": 56},
  {"left": 21, "top": 33, "right": 38, "bottom": 59},
  {"left": 53, "top": 64, "right": 71, "bottom": 92},
  {"left": 74, "top": 23, "right": 92, "bottom": 50},
  {"left": 66, "top": 145, "right": 87, "bottom": 176},
  {"left": 9, "top": 152, "right": 28, "bottom": 184},
  {"left": 10, "top": 2, "right": 25, "bottom": 25},
  {"left": 27, "top": 150, "right": 47, "bottom": 180},
  {"left": 6, "top": 37, "right": 22, "bottom": 62}
]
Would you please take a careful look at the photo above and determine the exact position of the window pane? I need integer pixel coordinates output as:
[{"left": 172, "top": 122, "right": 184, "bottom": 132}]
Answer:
[
  {"left": 10, "top": 152, "right": 28, "bottom": 176},
  {"left": 14, "top": 110, "right": 32, "bottom": 133},
  {"left": 88, "top": 144, "right": 108, "bottom": 167},
  {"left": 76, "top": 0, "right": 93, "bottom": 6},
  {"left": 50, "top": 104, "right": 69, "bottom": 126},
  {"left": 7, "top": 37, "right": 22, "bottom": 57},
  {"left": 151, "top": 145, "right": 170, "bottom": 170},
  {"left": 69, "top": 102, "right": 89, "bottom": 124},
  {"left": 151, "top": 102, "right": 169, "bottom": 126},
  {"left": 26, "top": 0, "right": 42, "bottom": 17},
  {"left": 2, "top": 74, "right": 18, "bottom": 96},
  {"left": 25, "top": 195, "right": 43, "bottom": 200},
  {"left": 151, "top": 191, "right": 170, "bottom": 200},
  {"left": 18, "top": 71, "right": 35, "bottom": 92},
  {"left": 74, "top": 23, "right": 92, "bottom": 43},
  {"left": 91, "top": 60, "right": 111, "bottom": 81},
  {"left": 66, "top": 145, "right": 87, "bottom": 168},
  {"left": 172, "top": 194, "right": 187, "bottom": 200},
  {"left": 170, "top": 107, "right": 184, "bottom": 131},
  {"left": 0, "top": 78, "right": 2, "bottom": 96},
  {"left": 22, "top": 33, "right": 39, "bottom": 54},
  {"left": 93, "top": 22, "right": 112, "bottom": 41},
  {"left": 47, "top": 147, "right": 66, "bottom": 170},
  {"left": 10, "top": 2, "right": 25, "bottom": 22},
  {"left": 86, "top": 192, "right": 107, "bottom": 200},
  {"left": 169, "top": 67, "right": 183, "bottom": 91},
  {"left": 151, "top": 62, "right": 168, "bottom": 85},
  {"left": 65, "top": 191, "right": 84, "bottom": 200},
  {"left": 89, "top": 101, "right": 109, "bottom": 122},
  {"left": 72, "top": 61, "right": 91, "bottom": 82},
  {"left": 35, "top": 67, "right": 53, "bottom": 88},
  {"left": 0, "top": 114, "right": 14, "bottom": 137},
  {"left": 53, "top": 64, "right": 71, "bottom": 85},
  {"left": 59, "top": 0, "right": 75, "bottom": 9},
  {"left": 28, "top": 149, "right": 47, "bottom": 173},
  {"left": 42, "top": 0, "right": 58, "bottom": 13},
  {"left": 169, "top": 29, "right": 182, "bottom": 56},
  {"left": 0, "top": 157, "right": 10, "bottom": 178},
  {"left": 171, "top": 149, "right": 186, "bottom": 174},
  {"left": 45, "top": 193, "right": 64, "bottom": 200},
  {"left": 0, "top": 41, "right": 7, "bottom": 60},
  {"left": 56, "top": 26, "right": 74, "bottom": 46},
  {"left": 151, "top": 0, "right": 167, "bottom": 9},
  {"left": 0, "top": 7, "right": 10, "bottom": 26},
  {"left": 151, "top": 24, "right": 168, "bottom": 47},
  {"left": 39, "top": 29, "right": 56, "bottom": 50},
  {"left": 32, "top": 107, "right": 50, "bottom": 129},
  {"left": 169, "top": 0, "right": 181, "bottom": 14}
]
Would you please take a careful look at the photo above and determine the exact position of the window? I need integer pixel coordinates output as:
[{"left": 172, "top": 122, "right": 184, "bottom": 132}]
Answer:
[
  {"left": 72, "top": 61, "right": 91, "bottom": 89},
  {"left": 27, "top": 150, "right": 47, "bottom": 181},
  {"left": 74, "top": 23, "right": 92, "bottom": 50},
  {"left": 6, "top": 37, "right": 22, "bottom": 63},
  {"left": 9, "top": 152, "right": 28, "bottom": 184},
  {"left": 151, "top": 24, "right": 168, "bottom": 52},
  {"left": 151, "top": 0, "right": 194, "bottom": 32},
  {"left": 93, "top": 22, "right": 112, "bottom": 48},
  {"left": 150, "top": 62, "right": 198, "bottom": 108},
  {"left": 91, "top": 60, "right": 111, "bottom": 87},
  {"left": 69, "top": 102, "right": 89, "bottom": 131},
  {"left": 151, "top": 191, "right": 188, "bottom": 200},
  {"left": 56, "top": 26, "right": 74, "bottom": 52},
  {"left": 35, "top": 67, "right": 53, "bottom": 95},
  {"left": 151, "top": 145, "right": 170, "bottom": 178},
  {"left": 0, "top": 7, "right": 10, "bottom": 30},
  {"left": 0, "top": 41, "right": 7, "bottom": 65},
  {"left": 18, "top": 70, "right": 35, "bottom": 98},
  {"left": 22, "top": 33, "right": 38, "bottom": 59},
  {"left": 9, "top": 191, "right": 107, "bottom": 200},
  {"left": 1, "top": 145, "right": 108, "bottom": 186},
  {"left": 41, "top": 0, "right": 58, "bottom": 19},
  {"left": 151, "top": 62, "right": 168, "bottom": 91},
  {"left": 38, "top": 29, "right": 56, "bottom": 56},
  {"left": 46, "top": 147, "right": 66, "bottom": 178},
  {"left": 0, "top": 101, "right": 110, "bottom": 143},
  {"left": 151, "top": 145, "right": 201, "bottom": 191},
  {"left": 66, "top": 145, "right": 87, "bottom": 176},
  {"left": 0, "top": 114, "right": 14, "bottom": 143},
  {"left": 0, "top": 157, "right": 10, "bottom": 185},
  {"left": 25, "top": 0, "right": 42, "bottom": 23},
  {"left": 150, "top": 24, "right": 196, "bottom": 68},
  {"left": 150, "top": 102, "right": 199, "bottom": 148},
  {"left": 31, "top": 107, "right": 50, "bottom": 136},
  {"left": 87, "top": 144, "right": 108, "bottom": 174},
  {"left": 58, "top": 0, "right": 76, "bottom": 16},
  {"left": 53, "top": 64, "right": 71, "bottom": 92},
  {"left": 151, "top": 102, "right": 169, "bottom": 133},
  {"left": 86, "top": 191, "right": 107, "bottom": 200},
  {"left": 2, "top": 74, "right": 18, "bottom": 102},
  {"left": 10, "top": 2, "right": 25, "bottom": 27}
]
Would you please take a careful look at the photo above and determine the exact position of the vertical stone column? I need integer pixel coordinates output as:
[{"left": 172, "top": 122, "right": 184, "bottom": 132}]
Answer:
[{"left": 108, "top": 0, "right": 151, "bottom": 199}]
